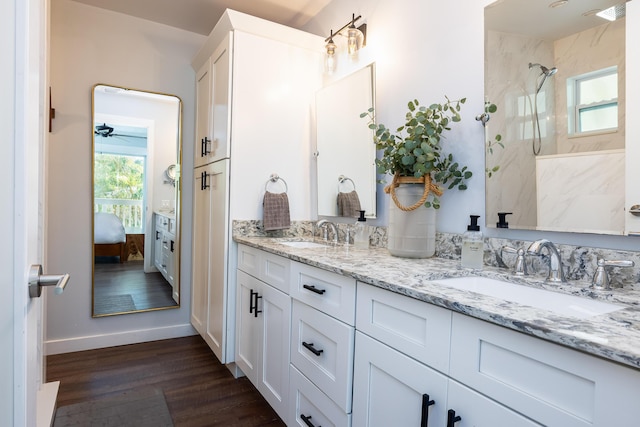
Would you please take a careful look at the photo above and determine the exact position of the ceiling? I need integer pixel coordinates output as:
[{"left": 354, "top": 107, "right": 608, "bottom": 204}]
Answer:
[
  {"left": 485, "top": 0, "right": 626, "bottom": 41},
  {"left": 70, "top": 0, "right": 332, "bottom": 35}
]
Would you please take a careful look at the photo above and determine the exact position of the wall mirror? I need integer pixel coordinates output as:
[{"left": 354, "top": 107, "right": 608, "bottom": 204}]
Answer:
[
  {"left": 484, "top": 0, "right": 629, "bottom": 235},
  {"left": 316, "top": 63, "right": 377, "bottom": 219},
  {"left": 92, "top": 84, "right": 182, "bottom": 317}
]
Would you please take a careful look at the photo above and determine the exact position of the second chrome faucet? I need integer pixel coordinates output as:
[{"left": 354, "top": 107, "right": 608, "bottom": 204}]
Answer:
[{"left": 527, "top": 239, "right": 566, "bottom": 283}]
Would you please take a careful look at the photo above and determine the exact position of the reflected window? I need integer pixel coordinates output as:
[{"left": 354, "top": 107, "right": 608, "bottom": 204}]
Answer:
[{"left": 568, "top": 66, "right": 618, "bottom": 134}]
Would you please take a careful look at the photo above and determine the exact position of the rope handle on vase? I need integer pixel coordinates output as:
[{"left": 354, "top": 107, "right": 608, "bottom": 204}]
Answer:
[{"left": 384, "top": 173, "right": 443, "bottom": 211}]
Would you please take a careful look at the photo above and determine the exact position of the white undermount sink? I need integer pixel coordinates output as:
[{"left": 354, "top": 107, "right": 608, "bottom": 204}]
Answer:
[
  {"left": 434, "top": 276, "right": 624, "bottom": 319},
  {"left": 279, "top": 240, "right": 328, "bottom": 249}
]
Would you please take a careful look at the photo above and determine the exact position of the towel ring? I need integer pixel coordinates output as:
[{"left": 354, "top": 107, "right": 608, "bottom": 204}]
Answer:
[
  {"left": 265, "top": 173, "right": 288, "bottom": 193},
  {"left": 338, "top": 175, "right": 356, "bottom": 192}
]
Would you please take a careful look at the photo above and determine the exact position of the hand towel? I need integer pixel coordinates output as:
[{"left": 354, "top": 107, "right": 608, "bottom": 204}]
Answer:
[
  {"left": 263, "top": 191, "right": 291, "bottom": 231},
  {"left": 337, "top": 190, "right": 362, "bottom": 218}
]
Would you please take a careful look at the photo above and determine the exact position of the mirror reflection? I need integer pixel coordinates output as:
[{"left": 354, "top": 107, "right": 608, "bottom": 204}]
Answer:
[
  {"left": 92, "top": 84, "right": 182, "bottom": 317},
  {"left": 484, "top": 0, "right": 627, "bottom": 234},
  {"left": 316, "top": 63, "right": 377, "bottom": 219}
]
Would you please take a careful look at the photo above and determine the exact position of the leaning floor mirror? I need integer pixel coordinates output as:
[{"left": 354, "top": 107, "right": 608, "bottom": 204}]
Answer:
[{"left": 92, "top": 84, "right": 182, "bottom": 317}]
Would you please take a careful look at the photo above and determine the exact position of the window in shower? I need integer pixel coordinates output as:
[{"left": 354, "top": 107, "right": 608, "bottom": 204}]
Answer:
[{"left": 567, "top": 66, "right": 618, "bottom": 135}]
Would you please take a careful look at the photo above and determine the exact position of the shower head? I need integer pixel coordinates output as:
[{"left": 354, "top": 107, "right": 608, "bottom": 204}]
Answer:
[{"left": 529, "top": 62, "right": 558, "bottom": 77}]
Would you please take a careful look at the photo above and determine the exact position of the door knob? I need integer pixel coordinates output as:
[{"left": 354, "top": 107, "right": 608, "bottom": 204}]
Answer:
[{"left": 28, "top": 264, "right": 70, "bottom": 298}]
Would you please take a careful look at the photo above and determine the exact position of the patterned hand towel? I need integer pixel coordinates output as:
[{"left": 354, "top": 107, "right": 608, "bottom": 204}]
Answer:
[
  {"left": 337, "top": 190, "right": 362, "bottom": 218},
  {"left": 263, "top": 191, "right": 291, "bottom": 231}
]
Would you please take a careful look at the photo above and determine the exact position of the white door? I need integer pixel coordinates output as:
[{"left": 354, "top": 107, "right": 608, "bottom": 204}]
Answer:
[{"left": 1, "top": 0, "right": 51, "bottom": 426}]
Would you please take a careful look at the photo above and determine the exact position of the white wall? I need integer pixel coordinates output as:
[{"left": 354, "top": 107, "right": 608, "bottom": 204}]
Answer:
[
  {"left": 304, "top": 0, "right": 640, "bottom": 251},
  {"left": 46, "top": 0, "right": 205, "bottom": 354}
]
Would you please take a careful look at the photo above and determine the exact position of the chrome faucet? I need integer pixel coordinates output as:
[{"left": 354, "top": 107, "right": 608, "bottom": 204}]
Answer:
[
  {"left": 316, "top": 219, "right": 339, "bottom": 244},
  {"left": 527, "top": 239, "right": 567, "bottom": 283}
]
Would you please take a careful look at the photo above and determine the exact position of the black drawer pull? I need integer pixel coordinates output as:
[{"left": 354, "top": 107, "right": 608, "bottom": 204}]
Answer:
[
  {"left": 303, "top": 284, "right": 326, "bottom": 295},
  {"left": 446, "top": 409, "right": 461, "bottom": 427},
  {"left": 300, "top": 414, "right": 318, "bottom": 427},
  {"left": 421, "top": 393, "right": 435, "bottom": 427},
  {"left": 302, "top": 341, "right": 323, "bottom": 356}
]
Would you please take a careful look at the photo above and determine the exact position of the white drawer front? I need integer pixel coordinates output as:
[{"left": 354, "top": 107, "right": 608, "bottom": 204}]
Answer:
[
  {"left": 237, "top": 244, "right": 260, "bottom": 277},
  {"left": 291, "top": 300, "right": 354, "bottom": 413},
  {"left": 261, "top": 250, "right": 290, "bottom": 294},
  {"left": 289, "top": 365, "right": 351, "bottom": 427},
  {"left": 356, "top": 283, "right": 452, "bottom": 374},
  {"left": 450, "top": 312, "right": 640, "bottom": 427},
  {"left": 290, "top": 262, "right": 356, "bottom": 325}
]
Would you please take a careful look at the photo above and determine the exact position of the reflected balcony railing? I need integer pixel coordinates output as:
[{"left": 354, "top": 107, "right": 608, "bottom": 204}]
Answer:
[{"left": 94, "top": 198, "right": 144, "bottom": 233}]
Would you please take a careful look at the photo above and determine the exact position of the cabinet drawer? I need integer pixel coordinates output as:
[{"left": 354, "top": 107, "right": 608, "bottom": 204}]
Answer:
[
  {"left": 155, "top": 214, "right": 169, "bottom": 231},
  {"left": 356, "top": 283, "right": 452, "bottom": 374},
  {"left": 260, "top": 250, "right": 290, "bottom": 294},
  {"left": 167, "top": 218, "right": 176, "bottom": 234},
  {"left": 291, "top": 300, "right": 354, "bottom": 413},
  {"left": 290, "top": 262, "right": 356, "bottom": 325},
  {"left": 237, "top": 244, "right": 260, "bottom": 278},
  {"left": 450, "top": 312, "right": 640, "bottom": 427},
  {"left": 289, "top": 365, "right": 351, "bottom": 427}
]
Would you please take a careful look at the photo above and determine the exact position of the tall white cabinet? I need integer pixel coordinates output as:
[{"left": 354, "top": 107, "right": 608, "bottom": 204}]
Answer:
[{"left": 190, "top": 10, "right": 323, "bottom": 364}]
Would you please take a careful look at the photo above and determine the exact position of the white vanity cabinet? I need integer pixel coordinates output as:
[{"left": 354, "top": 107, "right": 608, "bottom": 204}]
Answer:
[
  {"left": 449, "top": 312, "right": 640, "bottom": 427},
  {"left": 190, "top": 10, "right": 323, "bottom": 364},
  {"left": 289, "top": 262, "right": 356, "bottom": 426},
  {"left": 153, "top": 212, "right": 176, "bottom": 294},
  {"left": 235, "top": 245, "right": 291, "bottom": 423}
]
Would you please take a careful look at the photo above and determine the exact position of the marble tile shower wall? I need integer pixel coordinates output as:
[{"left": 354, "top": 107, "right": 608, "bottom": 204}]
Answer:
[{"left": 232, "top": 220, "right": 640, "bottom": 289}]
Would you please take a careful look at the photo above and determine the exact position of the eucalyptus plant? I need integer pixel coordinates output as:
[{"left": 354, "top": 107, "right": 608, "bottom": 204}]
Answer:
[{"left": 361, "top": 97, "right": 472, "bottom": 208}]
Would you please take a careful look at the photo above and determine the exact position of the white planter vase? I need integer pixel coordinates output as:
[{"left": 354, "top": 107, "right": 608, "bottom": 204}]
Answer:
[{"left": 387, "top": 184, "right": 436, "bottom": 258}]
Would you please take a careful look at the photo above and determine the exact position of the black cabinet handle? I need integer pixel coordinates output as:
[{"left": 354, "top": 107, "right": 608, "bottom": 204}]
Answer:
[
  {"left": 302, "top": 341, "right": 323, "bottom": 356},
  {"left": 421, "top": 393, "right": 435, "bottom": 427},
  {"left": 249, "top": 289, "right": 262, "bottom": 317},
  {"left": 156, "top": 231, "right": 160, "bottom": 240},
  {"left": 300, "top": 414, "right": 318, "bottom": 427},
  {"left": 201, "top": 137, "right": 211, "bottom": 157},
  {"left": 201, "top": 171, "right": 210, "bottom": 190},
  {"left": 446, "top": 409, "right": 461, "bottom": 427},
  {"left": 303, "top": 284, "right": 326, "bottom": 295},
  {"left": 170, "top": 240, "right": 175, "bottom": 252}
]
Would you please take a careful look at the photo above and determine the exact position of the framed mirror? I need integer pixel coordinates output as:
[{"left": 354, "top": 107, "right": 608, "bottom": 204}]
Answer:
[
  {"left": 484, "top": 0, "right": 628, "bottom": 234},
  {"left": 92, "top": 84, "right": 182, "bottom": 317},
  {"left": 316, "top": 63, "right": 377, "bottom": 219}
]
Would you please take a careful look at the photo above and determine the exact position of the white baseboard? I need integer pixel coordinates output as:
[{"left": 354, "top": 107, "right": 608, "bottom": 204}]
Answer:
[{"left": 45, "top": 323, "right": 198, "bottom": 355}]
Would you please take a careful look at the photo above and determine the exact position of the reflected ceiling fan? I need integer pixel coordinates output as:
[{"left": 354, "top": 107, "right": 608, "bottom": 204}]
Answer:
[{"left": 94, "top": 123, "right": 146, "bottom": 138}]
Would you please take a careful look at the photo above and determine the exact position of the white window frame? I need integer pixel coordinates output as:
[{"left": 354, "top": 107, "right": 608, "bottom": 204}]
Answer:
[{"left": 567, "top": 66, "right": 618, "bottom": 136}]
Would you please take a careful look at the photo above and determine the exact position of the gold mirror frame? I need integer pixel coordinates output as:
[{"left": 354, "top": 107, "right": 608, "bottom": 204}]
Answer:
[{"left": 91, "top": 84, "right": 182, "bottom": 317}]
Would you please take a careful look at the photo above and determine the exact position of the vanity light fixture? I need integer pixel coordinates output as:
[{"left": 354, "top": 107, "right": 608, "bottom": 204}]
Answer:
[
  {"left": 325, "top": 30, "right": 337, "bottom": 74},
  {"left": 324, "top": 13, "right": 367, "bottom": 71}
]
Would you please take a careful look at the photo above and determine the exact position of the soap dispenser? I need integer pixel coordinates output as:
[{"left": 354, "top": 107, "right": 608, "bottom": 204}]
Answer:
[
  {"left": 353, "top": 210, "right": 370, "bottom": 249},
  {"left": 461, "top": 215, "right": 484, "bottom": 269}
]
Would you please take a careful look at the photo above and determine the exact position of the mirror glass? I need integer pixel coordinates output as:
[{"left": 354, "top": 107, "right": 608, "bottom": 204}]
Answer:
[
  {"left": 484, "top": 0, "right": 627, "bottom": 234},
  {"left": 316, "top": 63, "right": 377, "bottom": 219},
  {"left": 92, "top": 84, "right": 182, "bottom": 317}
]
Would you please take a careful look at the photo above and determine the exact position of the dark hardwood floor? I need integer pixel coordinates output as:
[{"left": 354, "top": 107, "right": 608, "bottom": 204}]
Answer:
[
  {"left": 47, "top": 335, "right": 285, "bottom": 427},
  {"left": 94, "top": 259, "right": 177, "bottom": 315}
]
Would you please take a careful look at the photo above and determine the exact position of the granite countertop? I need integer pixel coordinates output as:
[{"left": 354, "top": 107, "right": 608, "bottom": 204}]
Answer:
[{"left": 234, "top": 235, "right": 640, "bottom": 371}]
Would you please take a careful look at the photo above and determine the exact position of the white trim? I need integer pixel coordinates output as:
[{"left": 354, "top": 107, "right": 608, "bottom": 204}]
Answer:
[{"left": 44, "top": 323, "right": 197, "bottom": 355}]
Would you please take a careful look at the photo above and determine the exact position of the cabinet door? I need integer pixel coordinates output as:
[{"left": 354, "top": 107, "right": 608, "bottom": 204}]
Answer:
[
  {"left": 205, "top": 160, "right": 229, "bottom": 362},
  {"left": 210, "top": 33, "right": 232, "bottom": 162},
  {"left": 258, "top": 282, "right": 291, "bottom": 423},
  {"left": 235, "top": 270, "right": 259, "bottom": 384},
  {"left": 194, "top": 59, "right": 213, "bottom": 168},
  {"left": 446, "top": 380, "right": 542, "bottom": 427},
  {"left": 154, "top": 228, "right": 164, "bottom": 272},
  {"left": 190, "top": 165, "right": 211, "bottom": 335},
  {"left": 352, "top": 332, "right": 448, "bottom": 427}
]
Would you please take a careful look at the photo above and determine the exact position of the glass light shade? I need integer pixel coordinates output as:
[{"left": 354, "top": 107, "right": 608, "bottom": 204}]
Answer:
[
  {"left": 347, "top": 25, "right": 364, "bottom": 56},
  {"left": 325, "top": 39, "right": 337, "bottom": 74}
]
